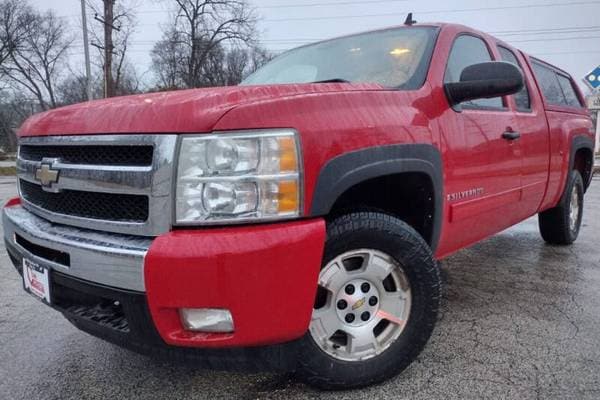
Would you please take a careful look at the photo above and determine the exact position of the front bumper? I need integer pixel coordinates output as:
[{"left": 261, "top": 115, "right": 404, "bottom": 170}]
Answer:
[
  {"left": 3, "top": 201, "right": 326, "bottom": 349},
  {"left": 4, "top": 203, "right": 151, "bottom": 291},
  {"left": 145, "top": 220, "right": 325, "bottom": 347},
  {"left": 7, "top": 266, "right": 302, "bottom": 371}
]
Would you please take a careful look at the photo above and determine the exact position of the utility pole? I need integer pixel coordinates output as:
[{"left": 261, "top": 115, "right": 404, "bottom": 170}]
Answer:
[
  {"left": 98, "top": 0, "right": 115, "bottom": 98},
  {"left": 92, "top": 0, "right": 120, "bottom": 98},
  {"left": 80, "top": 0, "right": 92, "bottom": 101}
]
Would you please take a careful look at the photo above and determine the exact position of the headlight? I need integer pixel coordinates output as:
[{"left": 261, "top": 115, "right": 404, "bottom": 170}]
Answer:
[{"left": 175, "top": 130, "right": 301, "bottom": 224}]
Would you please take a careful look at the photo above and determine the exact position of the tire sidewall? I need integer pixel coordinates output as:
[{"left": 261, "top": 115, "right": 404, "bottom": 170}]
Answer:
[
  {"left": 297, "top": 212, "right": 440, "bottom": 389},
  {"left": 563, "top": 170, "right": 584, "bottom": 242}
]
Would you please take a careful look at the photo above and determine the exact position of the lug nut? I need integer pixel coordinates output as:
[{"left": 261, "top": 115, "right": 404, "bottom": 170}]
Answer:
[
  {"left": 345, "top": 313, "right": 355, "bottom": 323},
  {"left": 361, "top": 282, "right": 371, "bottom": 293},
  {"left": 337, "top": 299, "right": 347, "bottom": 310},
  {"left": 361, "top": 311, "right": 370, "bottom": 321},
  {"left": 369, "top": 296, "right": 378, "bottom": 306},
  {"left": 345, "top": 284, "right": 355, "bottom": 295}
]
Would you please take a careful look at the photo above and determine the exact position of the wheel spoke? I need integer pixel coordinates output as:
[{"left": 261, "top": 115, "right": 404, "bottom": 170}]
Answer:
[
  {"left": 368, "top": 251, "right": 394, "bottom": 281},
  {"left": 359, "top": 251, "right": 372, "bottom": 271},
  {"left": 311, "top": 306, "right": 340, "bottom": 341},
  {"left": 569, "top": 188, "right": 580, "bottom": 231},
  {"left": 345, "top": 325, "right": 379, "bottom": 354},
  {"left": 377, "top": 291, "right": 409, "bottom": 326},
  {"left": 318, "top": 259, "right": 348, "bottom": 292}
]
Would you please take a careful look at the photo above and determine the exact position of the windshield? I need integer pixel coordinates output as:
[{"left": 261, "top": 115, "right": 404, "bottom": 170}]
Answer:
[{"left": 242, "top": 26, "right": 438, "bottom": 89}]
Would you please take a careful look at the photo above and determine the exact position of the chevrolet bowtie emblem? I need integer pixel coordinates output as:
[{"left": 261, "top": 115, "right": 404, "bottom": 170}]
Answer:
[
  {"left": 352, "top": 297, "right": 366, "bottom": 310},
  {"left": 35, "top": 163, "right": 60, "bottom": 187}
]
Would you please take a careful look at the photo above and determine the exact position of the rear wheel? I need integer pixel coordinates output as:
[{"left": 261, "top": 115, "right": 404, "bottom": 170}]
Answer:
[
  {"left": 539, "top": 170, "right": 584, "bottom": 245},
  {"left": 296, "top": 211, "right": 441, "bottom": 389}
]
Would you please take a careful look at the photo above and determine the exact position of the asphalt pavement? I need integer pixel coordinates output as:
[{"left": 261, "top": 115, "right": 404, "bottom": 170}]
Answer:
[{"left": 1, "top": 176, "right": 600, "bottom": 399}]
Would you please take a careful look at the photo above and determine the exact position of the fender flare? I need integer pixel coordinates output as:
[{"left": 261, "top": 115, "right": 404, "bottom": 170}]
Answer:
[
  {"left": 309, "top": 144, "right": 443, "bottom": 251},
  {"left": 569, "top": 135, "right": 595, "bottom": 191}
]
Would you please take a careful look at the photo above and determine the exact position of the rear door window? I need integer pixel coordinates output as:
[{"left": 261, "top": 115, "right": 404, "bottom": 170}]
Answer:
[
  {"left": 532, "top": 62, "right": 564, "bottom": 106},
  {"left": 556, "top": 74, "right": 582, "bottom": 108},
  {"left": 532, "top": 61, "right": 582, "bottom": 108}
]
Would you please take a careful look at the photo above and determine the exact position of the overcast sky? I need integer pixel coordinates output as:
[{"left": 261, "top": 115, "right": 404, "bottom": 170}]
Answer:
[{"left": 30, "top": 0, "right": 600, "bottom": 92}]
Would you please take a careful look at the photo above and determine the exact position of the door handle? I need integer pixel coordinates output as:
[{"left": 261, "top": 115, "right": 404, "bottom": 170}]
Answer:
[{"left": 502, "top": 131, "right": 521, "bottom": 141}]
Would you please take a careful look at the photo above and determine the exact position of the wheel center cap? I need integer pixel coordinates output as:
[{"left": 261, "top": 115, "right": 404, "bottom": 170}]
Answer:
[{"left": 335, "top": 278, "right": 380, "bottom": 327}]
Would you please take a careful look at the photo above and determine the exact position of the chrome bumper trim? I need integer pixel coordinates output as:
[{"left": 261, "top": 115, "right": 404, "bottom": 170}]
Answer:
[{"left": 3, "top": 205, "right": 151, "bottom": 291}]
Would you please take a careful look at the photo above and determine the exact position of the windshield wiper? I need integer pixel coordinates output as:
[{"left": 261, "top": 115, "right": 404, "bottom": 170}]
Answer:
[{"left": 310, "top": 78, "right": 351, "bottom": 83}]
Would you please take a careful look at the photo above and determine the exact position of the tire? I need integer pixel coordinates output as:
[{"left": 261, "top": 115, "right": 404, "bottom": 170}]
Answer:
[
  {"left": 539, "top": 170, "right": 584, "bottom": 245},
  {"left": 296, "top": 211, "right": 441, "bottom": 390}
]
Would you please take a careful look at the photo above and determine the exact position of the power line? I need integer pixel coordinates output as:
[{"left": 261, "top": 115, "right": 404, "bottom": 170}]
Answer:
[
  {"left": 490, "top": 25, "right": 600, "bottom": 35},
  {"left": 257, "top": 0, "right": 409, "bottom": 8},
  {"left": 534, "top": 50, "right": 600, "bottom": 56},
  {"left": 65, "top": 48, "right": 600, "bottom": 57},
  {"left": 242, "top": 27, "right": 600, "bottom": 43},
  {"left": 64, "top": 1, "right": 600, "bottom": 58},
  {"left": 509, "top": 35, "right": 600, "bottom": 43},
  {"left": 146, "top": 0, "right": 409, "bottom": 12},
  {"left": 92, "top": 0, "right": 600, "bottom": 27},
  {"left": 64, "top": 0, "right": 410, "bottom": 18},
  {"left": 495, "top": 27, "right": 600, "bottom": 37},
  {"left": 262, "top": 1, "right": 600, "bottom": 22},
  {"left": 70, "top": 25, "right": 600, "bottom": 46},
  {"left": 67, "top": 0, "right": 600, "bottom": 17}
]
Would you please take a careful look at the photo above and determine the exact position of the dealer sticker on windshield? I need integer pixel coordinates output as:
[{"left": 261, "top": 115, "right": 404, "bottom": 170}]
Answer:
[{"left": 23, "top": 258, "right": 51, "bottom": 304}]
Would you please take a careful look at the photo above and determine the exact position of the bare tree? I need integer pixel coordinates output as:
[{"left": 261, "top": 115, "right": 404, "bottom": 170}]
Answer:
[
  {"left": 247, "top": 46, "right": 274, "bottom": 75},
  {"left": 0, "top": 90, "right": 34, "bottom": 152},
  {"left": 154, "top": 0, "right": 256, "bottom": 88},
  {"left": 0, "top": 0, "right": 25, "bottom": 69},
  {"left": 151, "top": 28, "right": 186, "bottom": 90},
  {"left": 224, "top": 47, "right": 247, "bottom": 85},
  {"left": 57, "top": 68, "right": 104, "bottom": 105},
  {"left": 151, "top": 40, "right": 273, "bottom": 90},
  {"left": 0, "top": 1, "right": 72, "bottom": 110}
]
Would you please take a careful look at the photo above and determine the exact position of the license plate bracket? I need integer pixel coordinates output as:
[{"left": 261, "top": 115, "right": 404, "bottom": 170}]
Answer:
[{"left": 23, "top": 258, "right": 51, "bottom": 304}]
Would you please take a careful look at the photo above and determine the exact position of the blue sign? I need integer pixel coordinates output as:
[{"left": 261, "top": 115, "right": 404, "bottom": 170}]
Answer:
[{"left": 584, "top": 66, "right": 600, "bottom": 90}]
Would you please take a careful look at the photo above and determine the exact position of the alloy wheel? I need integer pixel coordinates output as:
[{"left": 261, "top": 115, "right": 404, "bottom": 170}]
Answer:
[{"left": 309, "top": 249, "right": 412, "bottom": 361}]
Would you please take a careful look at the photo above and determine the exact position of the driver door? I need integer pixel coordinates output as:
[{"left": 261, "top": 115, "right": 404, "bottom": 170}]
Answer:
[{"left": 440, "top": 34, "right": 524, "bottom": 251}]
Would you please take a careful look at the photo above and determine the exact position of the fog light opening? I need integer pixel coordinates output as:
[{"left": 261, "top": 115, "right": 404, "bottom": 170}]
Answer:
[{"left": 179, "top": 308, "right": 234, "bottom": 333}]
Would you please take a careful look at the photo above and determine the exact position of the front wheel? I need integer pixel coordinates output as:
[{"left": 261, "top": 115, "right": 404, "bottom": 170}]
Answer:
[
  {"left": 539, "top": 170, "right": 584, "bottom": 245},
  {"left": 296, "top": 212, "right": 441, "bottom": 389}
]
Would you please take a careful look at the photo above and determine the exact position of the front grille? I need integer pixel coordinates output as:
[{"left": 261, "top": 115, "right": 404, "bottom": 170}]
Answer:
[
  {"left": 19, "top": 145, "right": 154, "bottom": 166},
  {"left": 17, "top": 134, "right": 176, "bottom": 236},
  {"left": 19, "top": 179, "right": 149, "bottom": 222}
]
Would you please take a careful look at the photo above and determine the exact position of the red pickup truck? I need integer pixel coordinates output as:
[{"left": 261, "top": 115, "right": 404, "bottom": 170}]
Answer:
[{"left": 3, "top": 22, "right": 595, "bottom": 389}]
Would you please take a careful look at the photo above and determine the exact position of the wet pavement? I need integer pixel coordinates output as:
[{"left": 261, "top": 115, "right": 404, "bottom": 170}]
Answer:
[{"left": 1, "top": 176, "right": 600, "bottom": 399}]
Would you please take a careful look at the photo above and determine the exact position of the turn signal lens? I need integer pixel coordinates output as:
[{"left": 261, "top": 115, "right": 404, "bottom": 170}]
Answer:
[
  {"left": 279, "top": 136, "right": 298, "bottom": 172},
  {"left": 277, "top": 180, "right": 299, "bottom": 213}
]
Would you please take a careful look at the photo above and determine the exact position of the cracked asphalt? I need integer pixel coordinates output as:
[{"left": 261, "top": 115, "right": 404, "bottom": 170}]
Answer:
[{"left": 1, "top": 176, "right": 600, "bottom": 399}]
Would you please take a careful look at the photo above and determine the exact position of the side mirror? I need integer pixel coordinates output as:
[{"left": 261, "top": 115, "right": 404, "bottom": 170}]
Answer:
[{"left": 444, "top": 61, "right": 524, "bottom": 106}]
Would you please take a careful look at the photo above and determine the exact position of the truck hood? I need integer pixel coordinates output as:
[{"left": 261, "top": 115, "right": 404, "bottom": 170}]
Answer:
[{"left": 18, "top": 83, "right": 382, "bottom": 137}]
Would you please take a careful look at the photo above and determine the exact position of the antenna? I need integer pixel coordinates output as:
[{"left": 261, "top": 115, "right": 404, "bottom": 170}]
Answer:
[{"left": 404, "top": 12, "right": 416, "bottom": 26}]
